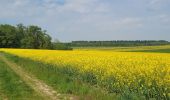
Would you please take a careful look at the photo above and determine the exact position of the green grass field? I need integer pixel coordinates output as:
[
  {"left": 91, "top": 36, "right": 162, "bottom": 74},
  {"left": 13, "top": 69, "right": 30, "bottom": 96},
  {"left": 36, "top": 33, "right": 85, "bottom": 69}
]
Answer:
[
  {"left": 73, "top": 45, "right": 170, "bottom": 53},
  {"left": 0, "top": 57, "right": 43, "bottom": 100}
]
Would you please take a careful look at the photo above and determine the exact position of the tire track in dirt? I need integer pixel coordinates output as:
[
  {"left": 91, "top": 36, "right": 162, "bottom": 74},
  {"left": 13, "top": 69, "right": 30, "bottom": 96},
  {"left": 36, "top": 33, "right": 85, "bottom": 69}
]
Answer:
[
  {"left": 0, "top": 92, "right": 8, "bottom": 100},
  {"left": 0, "top": 53, "right": 75, "bottom": 100}
]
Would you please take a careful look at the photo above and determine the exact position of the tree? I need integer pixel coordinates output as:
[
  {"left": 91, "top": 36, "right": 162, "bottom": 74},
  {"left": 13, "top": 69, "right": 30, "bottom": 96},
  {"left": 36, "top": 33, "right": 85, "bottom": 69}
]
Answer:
[
  {"left": 16, "top": 23, "right": 25, "bottom": 47},
  {"left": 0, "top": 24, "right": 19, "bottom": 48},
  {"left": 0, "top": 24, "right": 53, "bottom": 49},
  {"left": 21, "top": 25, "right": 52, "bottom": 49}
]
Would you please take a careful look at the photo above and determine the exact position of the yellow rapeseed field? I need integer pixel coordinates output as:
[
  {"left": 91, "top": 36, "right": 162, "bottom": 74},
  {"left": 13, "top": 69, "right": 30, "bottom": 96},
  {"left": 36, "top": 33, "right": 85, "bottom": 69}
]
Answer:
[{"left": 0, "top": 48, "right": 170, "bottom": 99}]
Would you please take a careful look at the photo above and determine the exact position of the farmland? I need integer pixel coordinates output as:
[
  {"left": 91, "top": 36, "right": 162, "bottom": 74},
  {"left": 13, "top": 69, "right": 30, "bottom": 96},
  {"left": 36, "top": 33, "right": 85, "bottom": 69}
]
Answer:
[{"left": 0, "top": 45, "right": 169, "bottom": 100}]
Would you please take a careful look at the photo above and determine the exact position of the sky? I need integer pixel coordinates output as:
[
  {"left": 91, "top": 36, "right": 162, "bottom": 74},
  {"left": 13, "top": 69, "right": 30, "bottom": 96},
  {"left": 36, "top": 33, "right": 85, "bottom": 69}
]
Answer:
[{"left": 0, "top": 0, "right": 170, "bottom": 42}]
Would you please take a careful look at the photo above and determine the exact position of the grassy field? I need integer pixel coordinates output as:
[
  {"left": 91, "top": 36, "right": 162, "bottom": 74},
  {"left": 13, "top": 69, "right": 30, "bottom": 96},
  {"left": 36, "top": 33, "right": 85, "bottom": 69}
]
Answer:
[
  {"left": 0, "top": 45, "right": 170, "bottom": 100},
  {"left": 73, "top": 45, "right": 170, "bottom": 53},
  {"left": 0, "top": 55, "right": 43, "bottom": 100}
]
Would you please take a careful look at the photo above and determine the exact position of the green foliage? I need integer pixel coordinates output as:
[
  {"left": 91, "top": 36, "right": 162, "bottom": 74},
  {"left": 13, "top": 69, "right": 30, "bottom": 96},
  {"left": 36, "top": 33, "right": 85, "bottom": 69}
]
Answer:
[
  {"left": 52, "top": 43, "right": 73, "bottom": 50},
  {"left": 129, "top": 49, "right": 170, "bottom": 53},
  {"left": 0, "top": 24, "right": 52, "bottom": 49},
  {"left": 71, "top": 40, "right": 170, "bottom": 47},
  {"left": 0, "top": 57, "right": 42, "bottom": 99},
  {"left": 0, "top": 24, "right": 19, "bottom": 48}
]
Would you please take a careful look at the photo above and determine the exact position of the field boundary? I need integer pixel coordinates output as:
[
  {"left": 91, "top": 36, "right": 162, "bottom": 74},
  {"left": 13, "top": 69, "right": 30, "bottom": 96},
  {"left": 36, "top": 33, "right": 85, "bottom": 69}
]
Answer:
[{"left": 0, "top": 53, "right": 70, "bottom": 100}]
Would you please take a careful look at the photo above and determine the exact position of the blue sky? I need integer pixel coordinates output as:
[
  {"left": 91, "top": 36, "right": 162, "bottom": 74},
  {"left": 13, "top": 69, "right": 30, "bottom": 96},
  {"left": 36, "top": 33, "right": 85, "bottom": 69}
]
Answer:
[{"left": 0, "top": 0, "right": 170, "bottom": 42}]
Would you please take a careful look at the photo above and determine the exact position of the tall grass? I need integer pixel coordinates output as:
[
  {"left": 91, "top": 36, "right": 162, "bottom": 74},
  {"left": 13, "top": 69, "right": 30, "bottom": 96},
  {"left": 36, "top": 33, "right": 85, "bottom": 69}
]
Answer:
[{"left": 0, "top": 58, "right": 43, "bottom": 100}]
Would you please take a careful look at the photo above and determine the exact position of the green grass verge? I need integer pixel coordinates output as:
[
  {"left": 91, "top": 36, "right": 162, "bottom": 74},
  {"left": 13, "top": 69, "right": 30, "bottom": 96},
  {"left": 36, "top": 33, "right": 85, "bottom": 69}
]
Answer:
[
  {"left": 74, "top": 45, "right": 170, "bottom": 53},
  {"left": 129, "top": 49, "right": 170, "bottom": 53},
  {"left": 3, "top": 53, "right": 122, "bottom": 100},
  {"left": 0, "top": 57, "right": 43, "bottom": 100}
]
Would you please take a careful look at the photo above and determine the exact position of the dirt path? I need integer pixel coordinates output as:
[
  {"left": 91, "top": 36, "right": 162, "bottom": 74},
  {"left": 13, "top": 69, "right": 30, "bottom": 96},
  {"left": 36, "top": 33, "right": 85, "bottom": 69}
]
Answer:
[
  {"left": 0, "top": 53, "right": 73, "bottom": 100},
  {"left": 0, "top": 93, "right": 8, "bottom": 100}
]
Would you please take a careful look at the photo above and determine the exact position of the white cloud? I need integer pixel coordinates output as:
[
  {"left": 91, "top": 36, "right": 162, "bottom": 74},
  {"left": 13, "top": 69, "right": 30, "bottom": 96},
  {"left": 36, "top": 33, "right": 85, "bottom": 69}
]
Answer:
[
  {"left": 0, "top": 0, "right": 110, "bottom": 18},
  {"left": 57, "top": 15, "right": 143, "bottom": 35},
  {"left": 150, "top": 0, "right": 161, "bottom": 5},
  {"left": 56, "top": 0, "right": 110, "bottom": 13},
  {"left": 155, "top": 14, "right": 170, "bottom": 24},
  {"left": 149, "top": 0, "right": 170, "bottom": 10},
  {"left": 0, "top": 0, "right": 169, "bottom": 41},
  {"left": 0, "top": 0, "right": 39, "bottom": 18}
]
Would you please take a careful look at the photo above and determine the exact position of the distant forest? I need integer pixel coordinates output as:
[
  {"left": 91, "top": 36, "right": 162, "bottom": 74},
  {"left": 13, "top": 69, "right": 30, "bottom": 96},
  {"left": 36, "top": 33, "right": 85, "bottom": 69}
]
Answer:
[
  {"left": 0, "top": 24, "right": 169, "bottom": 49},
  {"left": 70, "top": 40, "right": 170, "bottom": 47}
]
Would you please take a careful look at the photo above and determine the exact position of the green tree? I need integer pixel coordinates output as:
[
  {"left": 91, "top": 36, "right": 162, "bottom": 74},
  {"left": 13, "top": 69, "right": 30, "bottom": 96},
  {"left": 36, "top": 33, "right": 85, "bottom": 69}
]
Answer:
[
  {"left": 0, "top": 24, "right": 19, "bottom": 48},
  {"left": 21, "top": 25, "right": 52, "bottom": 49},
  {"left": 0, "top": 24, "right": 53, "bottom": 49}
]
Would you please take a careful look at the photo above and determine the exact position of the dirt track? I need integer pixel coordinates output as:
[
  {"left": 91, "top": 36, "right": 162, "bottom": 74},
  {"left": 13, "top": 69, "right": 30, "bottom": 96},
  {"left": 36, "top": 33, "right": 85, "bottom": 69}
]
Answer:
[{"left": 0, "top": 53, "right": 70, "bottom": 100}]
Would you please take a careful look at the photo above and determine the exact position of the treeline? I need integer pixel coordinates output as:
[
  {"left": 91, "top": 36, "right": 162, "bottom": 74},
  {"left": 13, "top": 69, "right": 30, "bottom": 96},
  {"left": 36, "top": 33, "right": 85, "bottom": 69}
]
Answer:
[
  {"left": 0, "top": 24, "right": 52, "bottom": 49},
  {"left": 70, "top": 40, "right": 170, "bottom": 47},
  {"left": 0, "top": 24, "right": 73, "bottom": 50},
  {"left": 0, "top": 24, "right": 169, "bottom": 49}
]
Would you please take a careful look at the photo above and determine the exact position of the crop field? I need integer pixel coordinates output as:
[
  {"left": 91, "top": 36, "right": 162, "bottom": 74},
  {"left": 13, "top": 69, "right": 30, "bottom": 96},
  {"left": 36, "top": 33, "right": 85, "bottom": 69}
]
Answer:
[{"left": 0, "top": 46, "right": 169, "bottom": 100}]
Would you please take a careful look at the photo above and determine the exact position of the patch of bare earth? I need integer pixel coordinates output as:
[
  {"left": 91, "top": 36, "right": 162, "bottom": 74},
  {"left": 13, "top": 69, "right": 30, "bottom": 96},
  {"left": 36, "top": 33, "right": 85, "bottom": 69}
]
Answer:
[{"left": 0, "top": 92, "right": 8, "bottom": 100}]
